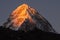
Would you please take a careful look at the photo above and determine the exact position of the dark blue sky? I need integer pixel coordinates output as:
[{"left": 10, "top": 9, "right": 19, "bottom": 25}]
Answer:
[{"left": 0, "top": 0, "right": 60, "bottom": 33}]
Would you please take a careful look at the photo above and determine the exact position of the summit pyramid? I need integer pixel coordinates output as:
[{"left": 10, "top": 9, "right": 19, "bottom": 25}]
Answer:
[{"left": 3, "top": 4, "right": 56, "bottom": 32}]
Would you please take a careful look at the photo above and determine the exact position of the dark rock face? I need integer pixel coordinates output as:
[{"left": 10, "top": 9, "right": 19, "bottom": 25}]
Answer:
[{"left": 0, "top": 26, "right": 60, "bottom": 40}]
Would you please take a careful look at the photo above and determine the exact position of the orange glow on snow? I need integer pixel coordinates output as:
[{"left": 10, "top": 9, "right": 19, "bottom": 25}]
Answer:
[{"left": 10, "top": 4, "right": 33, "bottom": 28}]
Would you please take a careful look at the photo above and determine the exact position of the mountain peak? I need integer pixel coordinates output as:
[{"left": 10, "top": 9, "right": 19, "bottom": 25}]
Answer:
[
  {"left": 15, "top": 3, "right": 29, "bottom": 11},
  {"left": 20, "top": 3, "right": 29, "bottom": 8},
  {"left": 3, "top": 3, "right": 36, "bottom": 31},
  {"left": 10, "top": 3, "right": 36, "bottom": 28},
  {"left": 3, "top": 4, "right": 56, "bottom": 33}
]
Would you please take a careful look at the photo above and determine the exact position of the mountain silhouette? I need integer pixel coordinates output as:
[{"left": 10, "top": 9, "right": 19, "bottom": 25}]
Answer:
[
  {"left": 0, "top": 4, "right": 60, "bottom": 40},
  {"left": 3, "top": 4, "right": 55, "bottom": 32},
  {"left": 0, "top": 26, "right": 60, "bottom": 40}
]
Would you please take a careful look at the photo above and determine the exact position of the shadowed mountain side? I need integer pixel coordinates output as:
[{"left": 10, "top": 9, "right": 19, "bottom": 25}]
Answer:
[{"left": 0, "top": 26, "right": 60, "bottom": 40}]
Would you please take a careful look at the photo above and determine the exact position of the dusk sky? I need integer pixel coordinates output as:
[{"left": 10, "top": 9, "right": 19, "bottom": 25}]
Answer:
[{"left": 0, "top": 0, "right": 60, "bottom": 33}]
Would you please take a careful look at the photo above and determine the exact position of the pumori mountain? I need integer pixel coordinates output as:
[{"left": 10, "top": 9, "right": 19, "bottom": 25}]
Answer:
[
  {"left": 2, "top": 4, "right": 56, "bottom": 33},
  {"left": 0, "top": 3, "right": 60, "bottom": 40}
]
